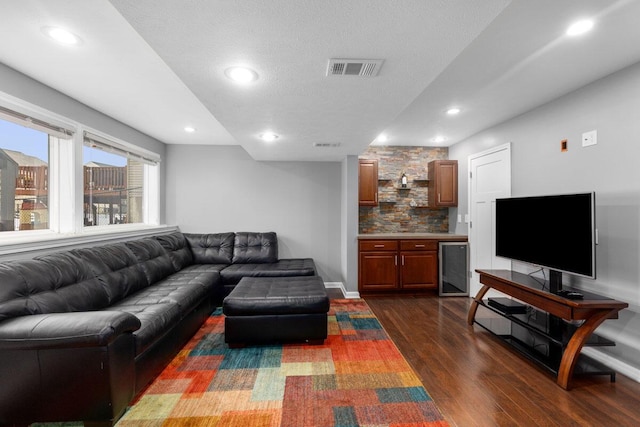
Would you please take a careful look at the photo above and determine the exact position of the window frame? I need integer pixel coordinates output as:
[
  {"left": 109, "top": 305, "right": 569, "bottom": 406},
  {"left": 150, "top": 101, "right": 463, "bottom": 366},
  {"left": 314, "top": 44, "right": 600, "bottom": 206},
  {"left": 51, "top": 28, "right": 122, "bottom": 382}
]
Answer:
[
  {"left": 0, "top": 92, "right": 164, "bottom": 252},
  {"left": 81, "top": 128, "right": 161, "bottom": 231}
]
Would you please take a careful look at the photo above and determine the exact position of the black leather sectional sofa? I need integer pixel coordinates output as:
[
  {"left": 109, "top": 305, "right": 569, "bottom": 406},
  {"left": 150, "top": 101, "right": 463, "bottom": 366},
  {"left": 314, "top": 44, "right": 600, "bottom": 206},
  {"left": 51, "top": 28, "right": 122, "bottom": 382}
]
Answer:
[{"left": 0, "top": 231, "right": 316, "bottom": 426}]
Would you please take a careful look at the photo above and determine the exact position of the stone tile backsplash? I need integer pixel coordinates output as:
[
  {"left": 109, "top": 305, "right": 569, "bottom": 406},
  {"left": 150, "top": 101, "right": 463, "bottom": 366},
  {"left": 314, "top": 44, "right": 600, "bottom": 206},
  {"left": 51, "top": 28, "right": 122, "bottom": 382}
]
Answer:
[{"left": 359, "top": 146, "right": 449, "bottom": 234}]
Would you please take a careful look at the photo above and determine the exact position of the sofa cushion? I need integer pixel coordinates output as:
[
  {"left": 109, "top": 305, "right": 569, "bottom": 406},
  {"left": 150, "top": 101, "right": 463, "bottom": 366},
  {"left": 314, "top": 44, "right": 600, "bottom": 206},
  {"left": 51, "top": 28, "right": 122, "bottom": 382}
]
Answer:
[
  {"left": 220, "top": 258, "right": 317, "bottom": 285},
  {"left": 154, "top": 232, "right": 194, "bottom": 271},
  {"left": 118, "top": 281, "right": 210, "bottom": 316},
  {"left": 71, "top": 243, "right": 148, "bottom": 304},
  {"left": 0, "top": 253, "right": 108, "bottom": 321},
  {"left": 232, "top": 232, "right": 278, "bottom": 264},
  {"left": 109, "top": 302, "right": 182, "bottom": 356},
  {"left": 125, "top": 238, "right": 175, "bottom": 285},
  {"left": 184, "top": 233, "right": 234, "bottom": 264},
  {"left": 179, "top": 264, "right": 227, "bottom": 274}
]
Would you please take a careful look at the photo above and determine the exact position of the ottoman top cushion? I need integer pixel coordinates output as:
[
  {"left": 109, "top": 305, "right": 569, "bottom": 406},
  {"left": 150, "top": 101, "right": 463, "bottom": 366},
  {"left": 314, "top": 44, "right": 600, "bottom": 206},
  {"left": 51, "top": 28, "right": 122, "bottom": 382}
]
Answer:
[{"left": 223, "top": 276, "right": 329, "bottom": 316}]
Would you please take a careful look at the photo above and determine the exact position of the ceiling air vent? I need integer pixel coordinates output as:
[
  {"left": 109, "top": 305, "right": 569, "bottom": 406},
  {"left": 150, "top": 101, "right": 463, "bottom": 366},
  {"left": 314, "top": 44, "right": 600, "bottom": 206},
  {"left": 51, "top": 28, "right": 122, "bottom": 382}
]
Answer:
[
  {"left": 313, "top": 142, "right": 341, "bottom": 148},
  {"left": 327, "top": 59, "right": 384, "bottom": 77}
]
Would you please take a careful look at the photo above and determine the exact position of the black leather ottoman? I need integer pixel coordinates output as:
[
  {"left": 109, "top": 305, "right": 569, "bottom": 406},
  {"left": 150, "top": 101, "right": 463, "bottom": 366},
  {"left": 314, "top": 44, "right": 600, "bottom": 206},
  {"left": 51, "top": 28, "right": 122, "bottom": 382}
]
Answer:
[{"left": 222, "top": 276, "right": 330, "bottom": 344}]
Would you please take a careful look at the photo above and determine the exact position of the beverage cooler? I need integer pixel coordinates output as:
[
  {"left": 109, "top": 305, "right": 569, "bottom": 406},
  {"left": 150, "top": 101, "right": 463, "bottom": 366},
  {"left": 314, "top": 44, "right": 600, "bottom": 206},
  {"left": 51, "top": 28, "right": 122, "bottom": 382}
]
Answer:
[{"left": 439, "top": 242, "right": 469, "bottom": 296}]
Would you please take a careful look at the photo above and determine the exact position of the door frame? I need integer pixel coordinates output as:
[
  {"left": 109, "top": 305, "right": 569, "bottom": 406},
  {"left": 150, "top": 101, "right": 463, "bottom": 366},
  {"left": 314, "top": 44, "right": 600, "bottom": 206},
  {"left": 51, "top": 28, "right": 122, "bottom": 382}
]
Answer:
[{"left": 467, "top": 142, "right": 512, "bottom": 294}]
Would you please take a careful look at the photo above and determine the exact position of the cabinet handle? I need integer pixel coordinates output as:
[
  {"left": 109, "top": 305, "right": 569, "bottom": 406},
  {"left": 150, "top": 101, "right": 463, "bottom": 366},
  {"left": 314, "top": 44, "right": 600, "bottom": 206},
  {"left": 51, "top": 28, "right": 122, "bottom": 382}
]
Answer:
[
  {"left": 402, "top": 255, "right": 405, "bottom": 265},
  {"left": 438, "top": 193, "right": 441, "bottom": 203},
  {"left": 374, "top": 244, "right": 385, "bottom": 248},
  {"left": 415, "top": 244, "right": 425, "bottom": 248},
  {"left": 395, "top": 256, "right": 398, "bottom": 266},
  {"left": 375, "top": 193, "right": 377, "bottom": 203}
]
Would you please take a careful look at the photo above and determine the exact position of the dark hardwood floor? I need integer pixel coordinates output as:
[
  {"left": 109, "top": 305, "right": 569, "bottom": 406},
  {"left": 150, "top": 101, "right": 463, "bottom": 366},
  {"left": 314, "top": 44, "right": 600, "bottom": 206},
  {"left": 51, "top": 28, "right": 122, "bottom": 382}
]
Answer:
[{"left": 355, "top": 294, "right": 640, "bottom": 427}]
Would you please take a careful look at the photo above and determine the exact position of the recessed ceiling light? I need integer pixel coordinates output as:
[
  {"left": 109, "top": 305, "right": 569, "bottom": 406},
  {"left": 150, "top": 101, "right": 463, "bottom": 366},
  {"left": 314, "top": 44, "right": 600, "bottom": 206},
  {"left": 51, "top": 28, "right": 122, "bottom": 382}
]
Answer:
[
  {"left": 566, "top": 19, "right": 594, "bottom": 36},
  {"left": 225, "top": 66, "right": 258, "bottom": 83},
  {"left": 42, "top": 26, "right": 82, "bottom": 45},
  {"left": 184, "top": 126, "right": 196, "bottom": 133},
  {"left": 376, "top": 134, "right": 388, "bottom": 143},
  {"left": 431, "top": 136, "right": 447, "bottom": 143},
  {"left": 446, "top": 107, "right": 461, "bottom": 115},
  {"left": 259, "top": 132, "right": 279, "bottom": 142}
]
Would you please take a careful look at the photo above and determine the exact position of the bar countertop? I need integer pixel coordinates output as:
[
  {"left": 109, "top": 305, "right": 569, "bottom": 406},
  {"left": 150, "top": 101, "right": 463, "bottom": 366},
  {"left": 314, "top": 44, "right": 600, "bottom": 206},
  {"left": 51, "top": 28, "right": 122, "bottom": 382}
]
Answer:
[{"left": 358, "top": 233, "right": 467, "bottom": 241}]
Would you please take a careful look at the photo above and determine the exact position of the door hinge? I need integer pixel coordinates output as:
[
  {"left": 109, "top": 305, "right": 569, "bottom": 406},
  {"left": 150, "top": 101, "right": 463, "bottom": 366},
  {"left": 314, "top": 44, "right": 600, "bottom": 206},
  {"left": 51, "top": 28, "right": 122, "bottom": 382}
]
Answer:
[
  {"left": 469, "top": 221, "right": 472, "bottom": 228},
  {"left": 469, "top": 171, "right": 473, "bottom": 179}
]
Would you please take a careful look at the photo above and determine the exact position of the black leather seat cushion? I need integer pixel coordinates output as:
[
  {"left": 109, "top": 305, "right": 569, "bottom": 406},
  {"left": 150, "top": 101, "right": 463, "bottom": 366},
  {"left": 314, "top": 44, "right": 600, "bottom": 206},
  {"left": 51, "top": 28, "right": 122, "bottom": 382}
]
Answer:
[
  {"left": 223, "top": 276, "right": 329, "bottom": 316},
  {"left": 154, "top": 232, "right": 194, "bottom": 271},
  {"left": 110, "top": 270, "right": 217, "bottom": 355},
  {"left": 232, "top": 232, "right": 278, "bottom": 263},
  {"left": 125, "top": 239, "right": 175, "bottom": 285},
  {"left": 220, "top": 258, "right": 316, "bottom": 285},
  {"left": 71, "top": 243, "right": 148, "bottom": 304},
  {"left": 109, "top": 301, "right": 182, "bottom": 356},
  {"left": 0, "top": 254, "right": 110, "bottom": 321},
  {"left": 184, "top": 233, "right": 234, "bottom": 264}
]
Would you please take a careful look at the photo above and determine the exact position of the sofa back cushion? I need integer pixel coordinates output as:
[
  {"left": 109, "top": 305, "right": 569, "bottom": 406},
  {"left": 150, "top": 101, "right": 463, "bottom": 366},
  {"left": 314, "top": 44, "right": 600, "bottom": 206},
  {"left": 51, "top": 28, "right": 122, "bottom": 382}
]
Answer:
[
  {"left": 125, "top": 238, "right": 175, "bottom": 285},
  {"left": 71, "top": 243, "right": 148, "bottom": 304},
  {"left": 232, "top": 232, "right": 278, "bottom": 264},
  {"left": 0, "top": 252, "right": 109, "bottom": 321},
  {"left": 154, "top": 232, "right": 194, "bottom": 271},
  {"left": 184, "top": 233, "right": 234, "bottom": 264}
]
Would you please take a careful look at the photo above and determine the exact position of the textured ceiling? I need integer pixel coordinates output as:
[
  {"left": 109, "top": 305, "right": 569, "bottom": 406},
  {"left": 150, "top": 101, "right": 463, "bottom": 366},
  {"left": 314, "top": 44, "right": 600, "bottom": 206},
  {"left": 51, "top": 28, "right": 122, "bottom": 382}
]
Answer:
[{"left": 1, "top": 0, "right": 639, "bottom": 161}]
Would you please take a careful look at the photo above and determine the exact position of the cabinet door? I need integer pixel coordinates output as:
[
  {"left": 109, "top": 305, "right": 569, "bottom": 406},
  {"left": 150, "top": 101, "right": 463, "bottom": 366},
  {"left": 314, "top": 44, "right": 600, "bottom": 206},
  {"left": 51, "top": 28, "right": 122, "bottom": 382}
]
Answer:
[
  {"left": 428, "top": 160, "right": 458, "bottom": 207},
  {"left": 400, "top": 251, "right": 438, "bottom": 289},
  {"left": 359, "top": 252, "right": 398, "bottom": 290},
  {"left": 359, "top": 159, "right": 378, "bottom": 206}
]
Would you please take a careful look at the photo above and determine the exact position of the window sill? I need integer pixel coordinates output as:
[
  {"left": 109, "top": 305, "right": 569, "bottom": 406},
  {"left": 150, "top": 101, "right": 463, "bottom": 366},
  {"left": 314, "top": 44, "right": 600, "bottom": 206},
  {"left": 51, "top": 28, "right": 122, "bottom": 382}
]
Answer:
[{"left": 0, "top": 224, "right": 179, "bottom": 260}]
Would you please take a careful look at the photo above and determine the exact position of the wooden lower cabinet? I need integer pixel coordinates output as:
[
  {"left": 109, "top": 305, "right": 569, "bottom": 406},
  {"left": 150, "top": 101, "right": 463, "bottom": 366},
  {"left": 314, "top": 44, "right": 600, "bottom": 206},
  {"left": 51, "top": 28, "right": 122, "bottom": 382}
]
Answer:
[
  {"left": 400, "top": 250, "right": 438, "bottom": 289},
  {"left": 359, "top": 239, "right": 438, "bottom": 294},
  {"left": 359, "top": 251, "right": 398, "bottom": 290}
]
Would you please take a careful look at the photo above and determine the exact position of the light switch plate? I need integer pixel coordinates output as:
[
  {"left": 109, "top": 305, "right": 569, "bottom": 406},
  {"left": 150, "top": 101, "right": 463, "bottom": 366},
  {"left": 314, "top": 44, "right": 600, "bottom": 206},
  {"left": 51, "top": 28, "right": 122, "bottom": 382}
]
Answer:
[{"left": 582, "top": 130, "right": 597, "bottom": 147}]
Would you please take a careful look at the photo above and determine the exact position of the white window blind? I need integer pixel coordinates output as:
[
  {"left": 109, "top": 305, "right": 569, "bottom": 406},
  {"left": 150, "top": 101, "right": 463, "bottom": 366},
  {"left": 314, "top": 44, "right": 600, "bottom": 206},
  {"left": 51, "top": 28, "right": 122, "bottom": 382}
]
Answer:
[
  {"left": 83, "top": 131, "right": 160, "bottom": 166},
  {"left": 0, "top": 105, "right": 74, "bottom": 139}
]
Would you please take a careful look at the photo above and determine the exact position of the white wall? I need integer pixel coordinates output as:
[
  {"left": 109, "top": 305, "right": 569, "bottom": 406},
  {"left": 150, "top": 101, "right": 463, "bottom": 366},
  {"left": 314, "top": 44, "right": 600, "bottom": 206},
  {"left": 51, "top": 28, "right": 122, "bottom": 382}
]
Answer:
[
  {"left": 165, "top": 144, "right": 343, "bottom": 283},
  {"left": 449, "top": 60, "right": 640, "bottom": 380},
  {"left": 341, "top": 155, "right": 359, "bottom": 295}
]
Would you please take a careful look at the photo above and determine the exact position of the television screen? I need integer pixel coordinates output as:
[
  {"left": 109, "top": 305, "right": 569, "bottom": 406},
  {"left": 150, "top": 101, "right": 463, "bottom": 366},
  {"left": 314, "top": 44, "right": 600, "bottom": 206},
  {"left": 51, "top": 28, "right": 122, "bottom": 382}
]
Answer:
[{"left": 495, "top": 192, "right": 596, "bottom": 279}]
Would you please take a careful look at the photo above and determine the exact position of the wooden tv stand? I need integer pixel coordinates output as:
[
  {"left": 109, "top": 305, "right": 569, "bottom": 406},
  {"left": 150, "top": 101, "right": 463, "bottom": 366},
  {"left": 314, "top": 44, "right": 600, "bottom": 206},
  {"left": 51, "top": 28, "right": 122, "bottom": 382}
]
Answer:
[{"left": 468, "top": 269, "right": 628, "bottom": 390}]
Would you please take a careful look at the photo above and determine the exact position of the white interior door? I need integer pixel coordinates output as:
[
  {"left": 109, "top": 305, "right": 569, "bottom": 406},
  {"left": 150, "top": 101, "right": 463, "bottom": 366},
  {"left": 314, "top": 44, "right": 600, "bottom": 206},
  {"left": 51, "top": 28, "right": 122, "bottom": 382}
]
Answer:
[{"left": 468, "top": 143, "right": 511, "bottom": 295}]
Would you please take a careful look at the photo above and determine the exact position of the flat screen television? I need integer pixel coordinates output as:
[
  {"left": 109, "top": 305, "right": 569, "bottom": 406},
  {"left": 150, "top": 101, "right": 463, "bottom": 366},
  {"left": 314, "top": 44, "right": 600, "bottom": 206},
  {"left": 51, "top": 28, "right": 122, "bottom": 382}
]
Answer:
[{"left": 495, "top": 192, "right": 596, "bottom": 293}]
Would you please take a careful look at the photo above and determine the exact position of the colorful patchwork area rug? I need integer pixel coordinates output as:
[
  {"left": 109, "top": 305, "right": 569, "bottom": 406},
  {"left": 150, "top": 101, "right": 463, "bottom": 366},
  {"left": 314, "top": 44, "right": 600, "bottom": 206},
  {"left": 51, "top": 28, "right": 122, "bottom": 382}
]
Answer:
[{"left": 116, "top": 298, "right": 449, "bottom": 426}]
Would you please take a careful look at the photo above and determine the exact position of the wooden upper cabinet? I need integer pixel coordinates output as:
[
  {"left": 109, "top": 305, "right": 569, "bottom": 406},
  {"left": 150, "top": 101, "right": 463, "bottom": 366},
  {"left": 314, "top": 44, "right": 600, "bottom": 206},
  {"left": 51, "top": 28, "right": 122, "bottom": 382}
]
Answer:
[
  {"left": 359, "top": 159, "right": 378, "bottom": 206},
  {"left": 428, "top": 160, "right": 458, "bottom": 207}
]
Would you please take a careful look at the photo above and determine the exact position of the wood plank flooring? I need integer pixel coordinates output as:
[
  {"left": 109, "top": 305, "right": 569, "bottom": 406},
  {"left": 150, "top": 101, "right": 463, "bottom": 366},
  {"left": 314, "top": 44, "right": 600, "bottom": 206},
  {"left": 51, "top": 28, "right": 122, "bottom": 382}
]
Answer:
[{"left": 360, "top": 295, "right": 640, "bottom": 427}]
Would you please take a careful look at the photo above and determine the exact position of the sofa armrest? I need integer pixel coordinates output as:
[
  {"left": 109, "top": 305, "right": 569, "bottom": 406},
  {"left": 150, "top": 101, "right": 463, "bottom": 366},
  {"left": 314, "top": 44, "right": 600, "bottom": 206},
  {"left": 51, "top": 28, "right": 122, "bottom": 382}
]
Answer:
[{"left": 0, "top": 311, "right": 141, "bottom": 350}]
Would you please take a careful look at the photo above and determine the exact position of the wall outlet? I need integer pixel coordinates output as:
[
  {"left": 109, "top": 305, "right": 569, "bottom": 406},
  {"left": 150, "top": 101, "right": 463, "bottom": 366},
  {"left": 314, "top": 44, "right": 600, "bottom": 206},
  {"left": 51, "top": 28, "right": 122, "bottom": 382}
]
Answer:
[{"left": 582, "top": 130, "right": 597, "bottom": 147}]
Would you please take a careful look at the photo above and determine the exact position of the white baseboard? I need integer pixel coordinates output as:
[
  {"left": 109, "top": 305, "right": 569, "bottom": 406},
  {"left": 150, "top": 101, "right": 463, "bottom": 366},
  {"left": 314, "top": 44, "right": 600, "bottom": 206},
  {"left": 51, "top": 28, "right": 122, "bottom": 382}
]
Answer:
[
  {"left": 324, "top": 281, "right": 360, "bottom": 299},
  {"left": 581, "top": 347, "right": 640, "bottom": 383}
]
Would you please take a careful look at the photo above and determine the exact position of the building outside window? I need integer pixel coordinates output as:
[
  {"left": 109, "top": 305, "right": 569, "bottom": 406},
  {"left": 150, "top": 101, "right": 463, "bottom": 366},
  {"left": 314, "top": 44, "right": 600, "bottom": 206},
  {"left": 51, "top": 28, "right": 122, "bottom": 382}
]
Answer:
[
  {"left": 83, "top": 145, "right": 144, "bottom": 227},
  {"left": 83, "top": 131, "right": 159, "bottom": 229},
  {"left": 0, "top": 117, "right": 56, "bottom": 232}
]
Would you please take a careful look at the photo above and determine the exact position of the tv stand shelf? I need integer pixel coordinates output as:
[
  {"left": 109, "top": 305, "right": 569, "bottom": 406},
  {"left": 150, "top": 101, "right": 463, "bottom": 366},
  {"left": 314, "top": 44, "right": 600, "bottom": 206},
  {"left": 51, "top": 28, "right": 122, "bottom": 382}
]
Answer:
[{"left": 469, "top": 269, "right": 628, "bottom": 389}]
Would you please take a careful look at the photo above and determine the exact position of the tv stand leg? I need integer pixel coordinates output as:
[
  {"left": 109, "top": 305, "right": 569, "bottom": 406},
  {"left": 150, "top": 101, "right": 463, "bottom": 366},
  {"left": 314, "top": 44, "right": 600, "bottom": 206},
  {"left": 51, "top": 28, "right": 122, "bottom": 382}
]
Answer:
[
  {"left": 467, "top": 285, "right": 490, "bottom": 326},
  {"left": 557, "top": 308, "right": 617, "bottom": 390}
]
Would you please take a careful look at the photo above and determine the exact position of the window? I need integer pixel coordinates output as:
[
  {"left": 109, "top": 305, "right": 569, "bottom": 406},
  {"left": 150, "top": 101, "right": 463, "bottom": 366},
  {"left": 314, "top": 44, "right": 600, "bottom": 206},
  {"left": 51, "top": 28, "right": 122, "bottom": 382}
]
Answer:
[
  {"left": 83, "top": 132, "right": 160, "bottom": 229},
  {"left": 0, "top": 108, "right": 72, "bottom": 233},
  {"left": 0, "top": 98, "right": 160, "bottom": 242}
]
